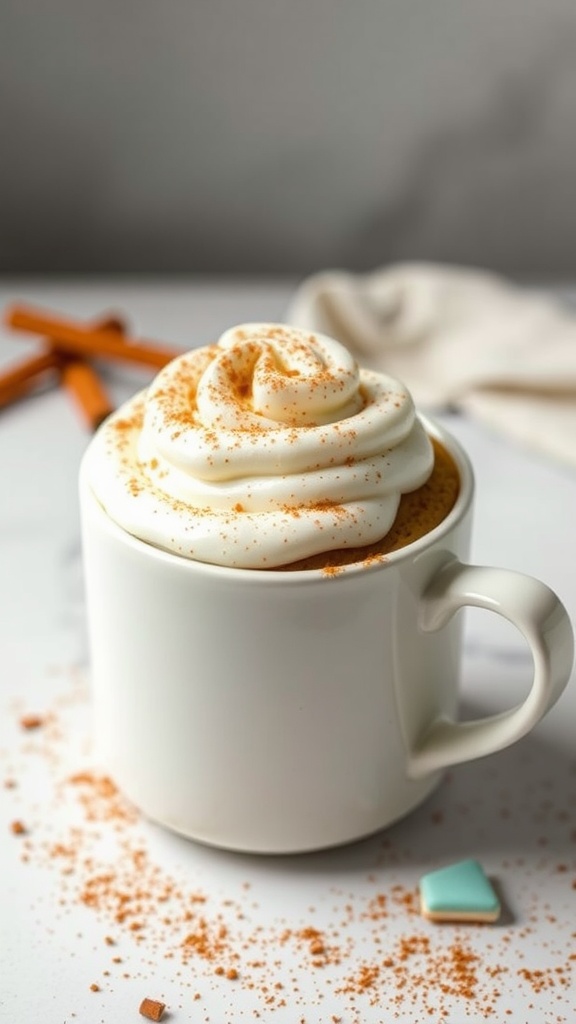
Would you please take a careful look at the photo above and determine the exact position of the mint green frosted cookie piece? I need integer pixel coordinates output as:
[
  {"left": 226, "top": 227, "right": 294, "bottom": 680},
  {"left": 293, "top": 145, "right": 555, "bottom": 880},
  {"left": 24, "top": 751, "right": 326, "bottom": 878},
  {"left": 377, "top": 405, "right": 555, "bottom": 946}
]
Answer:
[{"left": 419, "top": 858, "right": 501, "bottom": 922}]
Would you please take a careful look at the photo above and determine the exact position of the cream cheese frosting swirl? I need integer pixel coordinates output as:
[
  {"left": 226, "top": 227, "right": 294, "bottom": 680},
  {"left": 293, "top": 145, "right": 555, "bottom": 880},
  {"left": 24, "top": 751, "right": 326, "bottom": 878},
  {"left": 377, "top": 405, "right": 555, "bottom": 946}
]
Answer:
[{"left": 85, "top": 323, "right": 434, "bottom": 568}]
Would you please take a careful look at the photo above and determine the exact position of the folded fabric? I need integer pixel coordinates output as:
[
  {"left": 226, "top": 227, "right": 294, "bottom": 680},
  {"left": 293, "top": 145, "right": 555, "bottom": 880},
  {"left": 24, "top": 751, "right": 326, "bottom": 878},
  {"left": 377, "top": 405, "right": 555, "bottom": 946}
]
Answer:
[{"left": 287, "top": 263, "right": 576, "bottom": 469}]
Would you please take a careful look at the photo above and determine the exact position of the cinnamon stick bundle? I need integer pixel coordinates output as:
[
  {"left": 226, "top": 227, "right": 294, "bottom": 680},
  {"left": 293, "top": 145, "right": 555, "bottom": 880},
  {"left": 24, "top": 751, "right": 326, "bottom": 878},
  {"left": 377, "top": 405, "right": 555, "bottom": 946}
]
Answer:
[{"left": 2, "top": 304, "right": 183, "bottom": 430}]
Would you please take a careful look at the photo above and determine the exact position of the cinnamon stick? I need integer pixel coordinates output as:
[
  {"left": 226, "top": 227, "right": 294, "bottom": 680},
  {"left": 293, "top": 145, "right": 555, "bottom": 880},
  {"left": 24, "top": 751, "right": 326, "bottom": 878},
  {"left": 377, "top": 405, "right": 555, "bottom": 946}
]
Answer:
[
  {"left": 61, "top": 360, "right": 114, "bottom": 431},
  {"left": 59, "top": 315, "right": 122, "bottom": 430},
  {"left": 0, "top": 349, "right": 63, "bottom": 409},
  {"left": 6, "top": 305, "right": 181, "bottom": 369}
]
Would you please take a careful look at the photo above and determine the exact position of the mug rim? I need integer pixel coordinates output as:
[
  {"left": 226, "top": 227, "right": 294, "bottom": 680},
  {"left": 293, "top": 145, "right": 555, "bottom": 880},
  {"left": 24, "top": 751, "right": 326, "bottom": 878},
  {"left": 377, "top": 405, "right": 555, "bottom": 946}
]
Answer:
[{"left": 80, "top": 414, "right": 474, "bottom": 584}]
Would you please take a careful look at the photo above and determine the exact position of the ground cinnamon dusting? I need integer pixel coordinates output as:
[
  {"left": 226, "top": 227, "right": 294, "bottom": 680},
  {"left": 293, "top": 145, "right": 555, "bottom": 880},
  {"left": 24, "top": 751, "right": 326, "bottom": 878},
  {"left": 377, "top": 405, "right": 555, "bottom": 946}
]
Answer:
[
  {"left": 280, "top": 437, "right": 460, "bottom": 571},
  {"left": 4, "top": 667, "right": 576, "bottom": 1021}
]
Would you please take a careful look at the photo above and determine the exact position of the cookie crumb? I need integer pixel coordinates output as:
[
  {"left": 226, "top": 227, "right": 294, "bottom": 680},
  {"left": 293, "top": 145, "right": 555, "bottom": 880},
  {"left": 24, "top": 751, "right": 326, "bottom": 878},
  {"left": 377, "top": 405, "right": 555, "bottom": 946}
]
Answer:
[{"left": 420, "top": 858, "right": 501, "bottom": 922}]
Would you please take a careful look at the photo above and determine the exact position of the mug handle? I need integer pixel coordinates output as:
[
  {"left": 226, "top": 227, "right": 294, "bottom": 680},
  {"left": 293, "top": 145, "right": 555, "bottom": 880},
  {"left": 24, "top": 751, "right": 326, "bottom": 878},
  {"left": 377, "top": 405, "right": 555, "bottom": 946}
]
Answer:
[{"left": 408, "top": 559, "right": 574, "bottom": 778}]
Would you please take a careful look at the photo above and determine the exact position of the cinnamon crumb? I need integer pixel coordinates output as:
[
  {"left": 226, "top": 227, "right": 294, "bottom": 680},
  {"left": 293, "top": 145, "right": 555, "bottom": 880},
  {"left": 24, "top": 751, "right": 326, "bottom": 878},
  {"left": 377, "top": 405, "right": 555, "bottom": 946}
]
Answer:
[
  {"left": 139, "top": 996, "right": 166, "bottom": 1020},
  {"left": 19, "top": 713, "right": 44, "bottom": 730},
  {"left": 321, "top": 564, "right": 344, "bottom": 577}
]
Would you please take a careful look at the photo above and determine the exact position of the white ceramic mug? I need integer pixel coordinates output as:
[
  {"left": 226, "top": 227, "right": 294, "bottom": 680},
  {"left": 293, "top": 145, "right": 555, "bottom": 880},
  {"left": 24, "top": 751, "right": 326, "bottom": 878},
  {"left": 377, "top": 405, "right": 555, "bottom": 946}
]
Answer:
[{"left": 80, "top": 418, "right": 574, "bottom": 854}]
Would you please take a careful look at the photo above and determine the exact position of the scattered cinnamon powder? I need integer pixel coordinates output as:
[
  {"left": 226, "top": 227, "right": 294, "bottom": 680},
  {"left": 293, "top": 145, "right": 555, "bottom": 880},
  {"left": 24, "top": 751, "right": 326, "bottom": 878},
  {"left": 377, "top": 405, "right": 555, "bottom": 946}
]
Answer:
[
  {"left": 10, "top": 819, "right": 27, "bottom": 835},
  {"left": 518, "top": 964, "right": 572, "bottom": 994},
  {"left": 68, "top": 771, "right": 138, "bottom": 825}
]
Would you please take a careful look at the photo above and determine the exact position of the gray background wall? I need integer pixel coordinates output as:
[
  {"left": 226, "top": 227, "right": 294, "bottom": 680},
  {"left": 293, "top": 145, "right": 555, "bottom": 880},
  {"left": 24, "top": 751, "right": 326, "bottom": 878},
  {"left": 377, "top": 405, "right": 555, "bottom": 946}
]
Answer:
[{"left": 2, "top": 1, "right": 576, "bottom": 276}]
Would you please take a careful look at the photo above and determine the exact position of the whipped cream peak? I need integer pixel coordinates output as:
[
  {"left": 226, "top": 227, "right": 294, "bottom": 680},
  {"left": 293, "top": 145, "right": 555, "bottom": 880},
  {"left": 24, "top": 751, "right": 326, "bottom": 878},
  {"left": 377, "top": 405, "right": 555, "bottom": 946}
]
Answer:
[
  {"left": 85, "top": 323, "right": 434, "bottom": 568},
  {"left": 215, "top": 322, "right": 360, "bottom": 426}
]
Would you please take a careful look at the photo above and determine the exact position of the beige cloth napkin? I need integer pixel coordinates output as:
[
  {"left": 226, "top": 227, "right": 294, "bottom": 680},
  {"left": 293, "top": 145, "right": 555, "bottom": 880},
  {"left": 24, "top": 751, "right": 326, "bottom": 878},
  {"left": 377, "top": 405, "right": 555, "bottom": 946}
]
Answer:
[{"left": 287, "top": 263, "right": 576, "bottom": 469}]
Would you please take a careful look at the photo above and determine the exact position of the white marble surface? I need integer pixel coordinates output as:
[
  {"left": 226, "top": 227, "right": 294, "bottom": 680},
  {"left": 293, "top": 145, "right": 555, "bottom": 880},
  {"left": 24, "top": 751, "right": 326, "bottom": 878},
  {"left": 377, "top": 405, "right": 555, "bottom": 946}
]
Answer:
[{"left": 1, "top": 279, "right": 575, "bottom": 1024}]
